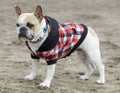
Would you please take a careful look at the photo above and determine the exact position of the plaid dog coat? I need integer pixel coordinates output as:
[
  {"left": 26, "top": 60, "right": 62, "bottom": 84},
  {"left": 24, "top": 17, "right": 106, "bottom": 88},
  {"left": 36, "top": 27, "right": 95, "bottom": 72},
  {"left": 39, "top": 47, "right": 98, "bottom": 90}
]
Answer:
[{"left": 29, "top": 16, "right": 88, "bottom": 65}]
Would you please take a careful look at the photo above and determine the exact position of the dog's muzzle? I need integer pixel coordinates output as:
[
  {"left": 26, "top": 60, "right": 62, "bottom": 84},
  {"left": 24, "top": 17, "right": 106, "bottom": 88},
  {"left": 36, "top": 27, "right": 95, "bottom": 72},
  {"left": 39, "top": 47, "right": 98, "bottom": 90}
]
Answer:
[
  {"left": 18, "top": 27, "right": 27, "bottom": 38},
  {"left": 18, "top": 27, "right": 33, "bottom": 40}
]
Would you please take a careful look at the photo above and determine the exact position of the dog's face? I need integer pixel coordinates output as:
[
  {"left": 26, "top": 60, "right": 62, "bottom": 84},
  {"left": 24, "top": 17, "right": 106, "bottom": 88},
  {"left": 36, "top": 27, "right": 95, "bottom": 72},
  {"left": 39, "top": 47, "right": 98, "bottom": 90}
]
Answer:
[{"left": 15, "top": 5, "right": 43, "bottom": 42}]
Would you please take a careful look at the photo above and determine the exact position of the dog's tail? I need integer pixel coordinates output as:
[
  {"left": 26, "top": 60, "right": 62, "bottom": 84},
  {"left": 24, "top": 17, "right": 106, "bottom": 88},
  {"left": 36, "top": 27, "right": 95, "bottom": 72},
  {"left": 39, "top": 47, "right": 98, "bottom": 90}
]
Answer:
[{"left": 87, "top": 26, "right": 99, "bottom": 41}]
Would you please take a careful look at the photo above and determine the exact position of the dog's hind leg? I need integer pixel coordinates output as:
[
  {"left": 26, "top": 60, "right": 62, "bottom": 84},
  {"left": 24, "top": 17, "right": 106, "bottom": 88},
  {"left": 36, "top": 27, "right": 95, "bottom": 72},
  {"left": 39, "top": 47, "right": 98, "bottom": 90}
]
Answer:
[
  {"left": 80, "top": 56, "right": 95, "bottom": 80},
  {"left": 86, "top": 46, "right": 105, "bottom": 84},
  {"left": 79, "top": 27, "right": 105, "bottom": 84},
  {"left": 82, "top": 48, "right": 105, "bottom": 84}
]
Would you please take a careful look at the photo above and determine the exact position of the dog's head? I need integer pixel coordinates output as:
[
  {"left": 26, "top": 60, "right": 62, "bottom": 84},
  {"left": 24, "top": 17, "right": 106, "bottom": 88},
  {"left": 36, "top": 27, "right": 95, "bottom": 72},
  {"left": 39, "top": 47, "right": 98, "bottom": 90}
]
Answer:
[{"left": 15, "top": 5, "right": 44, "bottom": 42}]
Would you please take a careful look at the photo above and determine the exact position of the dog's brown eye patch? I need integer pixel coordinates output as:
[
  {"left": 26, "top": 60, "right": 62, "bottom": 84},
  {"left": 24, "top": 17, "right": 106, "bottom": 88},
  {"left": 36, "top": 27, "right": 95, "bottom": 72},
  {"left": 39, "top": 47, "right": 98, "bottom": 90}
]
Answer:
[
  {"left": 16, "top": 23, "right": 20, "bottom": 27},
  {"left": 26, "top": 22, "right": 34, "bottom": 29}
]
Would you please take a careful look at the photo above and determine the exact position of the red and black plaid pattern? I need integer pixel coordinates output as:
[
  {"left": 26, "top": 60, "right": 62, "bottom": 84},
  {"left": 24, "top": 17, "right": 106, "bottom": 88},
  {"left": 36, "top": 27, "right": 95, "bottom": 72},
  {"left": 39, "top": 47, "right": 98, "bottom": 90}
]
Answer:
[{"left": 36, "top": 23, "right": 85, "bottom": 61}]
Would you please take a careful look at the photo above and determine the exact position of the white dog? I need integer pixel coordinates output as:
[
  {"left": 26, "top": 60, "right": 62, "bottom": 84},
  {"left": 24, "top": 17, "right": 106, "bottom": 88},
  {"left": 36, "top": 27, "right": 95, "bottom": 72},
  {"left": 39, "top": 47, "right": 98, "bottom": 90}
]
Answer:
[{"left": 15, "top": 5, "right": 105, "bottom": 88}]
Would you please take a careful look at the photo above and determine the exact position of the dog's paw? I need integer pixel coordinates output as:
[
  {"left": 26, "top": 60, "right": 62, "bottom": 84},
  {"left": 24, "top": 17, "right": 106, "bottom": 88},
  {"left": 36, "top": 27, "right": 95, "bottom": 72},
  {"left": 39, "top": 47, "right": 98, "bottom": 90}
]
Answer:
[
  {"left": 39, "top": 80, "right": 51, "bottom": 88},
  {"left": 24, "top": 74, "right": 36, "bottom": 80},
  {"left": 80, "top": 75, "right": 89, "bottom": 80},
  {"left": 96, "top": 79, "right": 105, "bottom": 84}
]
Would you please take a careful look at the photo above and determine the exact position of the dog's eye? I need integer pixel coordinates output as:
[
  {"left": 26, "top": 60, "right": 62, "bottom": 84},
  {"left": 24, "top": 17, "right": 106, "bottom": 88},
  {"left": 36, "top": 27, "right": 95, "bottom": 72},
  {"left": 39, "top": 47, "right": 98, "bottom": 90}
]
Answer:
[
  {"left": 26, "top": 22, "right": 34, "bottom": 29},
  {"left": 16, "top": 23, "right": 20, "bottom": 27}
]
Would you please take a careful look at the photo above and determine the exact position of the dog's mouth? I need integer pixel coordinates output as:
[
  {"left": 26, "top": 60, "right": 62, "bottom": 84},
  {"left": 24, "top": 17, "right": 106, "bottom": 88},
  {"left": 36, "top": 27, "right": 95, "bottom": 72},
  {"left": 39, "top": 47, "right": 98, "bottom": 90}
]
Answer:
[{"left": 18, "top": 33, "right": 34, "bottom": 41}]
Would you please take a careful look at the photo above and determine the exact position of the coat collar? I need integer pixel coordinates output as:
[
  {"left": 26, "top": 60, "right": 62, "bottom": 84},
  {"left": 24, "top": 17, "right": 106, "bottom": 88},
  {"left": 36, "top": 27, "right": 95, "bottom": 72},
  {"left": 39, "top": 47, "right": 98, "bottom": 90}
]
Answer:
[{"left": 37, "top": 16, "right": 59, "bottom": 52}]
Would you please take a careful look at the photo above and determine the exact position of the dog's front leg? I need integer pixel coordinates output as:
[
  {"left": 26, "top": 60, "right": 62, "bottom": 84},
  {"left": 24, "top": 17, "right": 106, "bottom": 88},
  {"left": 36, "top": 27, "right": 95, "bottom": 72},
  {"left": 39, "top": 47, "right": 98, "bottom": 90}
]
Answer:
[
  {"left": 40, "top": 64, "right": 56, "bottom": 88},
  {"left": 25, "top": 59, "right": 39, "bottom": 80}
]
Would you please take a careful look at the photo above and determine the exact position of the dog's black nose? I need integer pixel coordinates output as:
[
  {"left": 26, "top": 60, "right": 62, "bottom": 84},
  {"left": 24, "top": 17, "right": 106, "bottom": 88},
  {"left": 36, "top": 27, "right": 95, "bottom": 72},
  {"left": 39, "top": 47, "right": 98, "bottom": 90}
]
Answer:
[
  {"left": 19, "top": 27, "right": 28, "bottom": 39},
  {"left": 20, "top": 27, "right": 27, "bottom": 33}
]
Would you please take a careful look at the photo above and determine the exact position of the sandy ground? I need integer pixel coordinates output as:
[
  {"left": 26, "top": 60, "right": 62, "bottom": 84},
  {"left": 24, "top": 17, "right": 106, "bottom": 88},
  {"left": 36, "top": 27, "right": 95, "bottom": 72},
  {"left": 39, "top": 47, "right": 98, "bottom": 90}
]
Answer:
[{"left": 0, "top": 0, "right": 120, "bottom": 93}]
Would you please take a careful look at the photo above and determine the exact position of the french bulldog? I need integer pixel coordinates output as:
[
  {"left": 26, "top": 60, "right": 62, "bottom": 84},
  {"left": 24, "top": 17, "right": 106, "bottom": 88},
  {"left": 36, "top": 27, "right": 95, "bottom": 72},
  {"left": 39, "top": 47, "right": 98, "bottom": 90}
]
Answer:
[{"left": 15, "top": 5, "right": 105, "bottom": 88}]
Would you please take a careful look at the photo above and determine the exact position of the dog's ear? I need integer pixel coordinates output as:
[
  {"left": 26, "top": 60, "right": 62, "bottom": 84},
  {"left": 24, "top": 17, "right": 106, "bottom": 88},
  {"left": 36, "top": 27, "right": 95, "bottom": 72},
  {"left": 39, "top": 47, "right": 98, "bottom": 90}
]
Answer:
[
  {"left": 15, "top": 5, "right": 22, "bottom": 17},
  {"left": 34, "top": 5, "right": 43, "bottom": 19}
]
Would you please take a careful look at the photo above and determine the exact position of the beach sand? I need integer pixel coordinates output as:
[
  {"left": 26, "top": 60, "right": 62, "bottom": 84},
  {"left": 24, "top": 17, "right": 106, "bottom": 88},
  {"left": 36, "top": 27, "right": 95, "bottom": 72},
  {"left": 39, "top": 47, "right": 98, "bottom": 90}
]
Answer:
[{"left": 0, "top": 0, "right": 120, "bottom": 93}]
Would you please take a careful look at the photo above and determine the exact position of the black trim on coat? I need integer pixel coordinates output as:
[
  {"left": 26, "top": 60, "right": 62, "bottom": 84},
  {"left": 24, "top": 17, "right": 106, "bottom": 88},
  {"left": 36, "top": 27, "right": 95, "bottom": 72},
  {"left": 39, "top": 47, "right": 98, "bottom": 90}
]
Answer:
[{"left": 38, "top": 16, "right": 59, "bottom": 52}]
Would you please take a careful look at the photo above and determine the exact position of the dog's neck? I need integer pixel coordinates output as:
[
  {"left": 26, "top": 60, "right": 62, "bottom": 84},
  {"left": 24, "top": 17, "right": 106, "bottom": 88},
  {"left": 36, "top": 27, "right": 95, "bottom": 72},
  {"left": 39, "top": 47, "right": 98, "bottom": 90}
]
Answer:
[
  {"left": 28, "top": 18, "right": 48, "bottom": 52},
  {"left": 31, "top": 17, "right": 48, "bottom": 43},
  {"left": 27, "top": 16, "right": 59, "bottom": 53}
]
